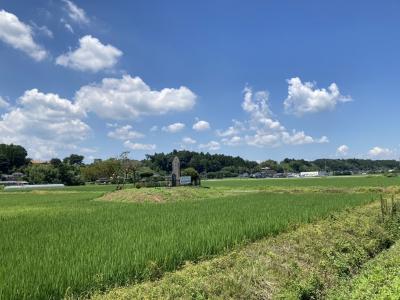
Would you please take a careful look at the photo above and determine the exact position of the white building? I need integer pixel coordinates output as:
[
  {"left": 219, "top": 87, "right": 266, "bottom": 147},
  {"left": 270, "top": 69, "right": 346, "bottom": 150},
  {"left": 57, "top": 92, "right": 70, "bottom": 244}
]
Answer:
[{"left": 300, "top": 171, "right": 327, "bottom": 177}]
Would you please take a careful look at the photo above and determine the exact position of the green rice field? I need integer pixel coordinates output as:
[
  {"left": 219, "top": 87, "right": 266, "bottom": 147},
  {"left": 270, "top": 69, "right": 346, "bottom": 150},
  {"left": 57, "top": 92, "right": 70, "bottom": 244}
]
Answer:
[{"left": 0, "top": 175, "right": 396, "bottom": 299}]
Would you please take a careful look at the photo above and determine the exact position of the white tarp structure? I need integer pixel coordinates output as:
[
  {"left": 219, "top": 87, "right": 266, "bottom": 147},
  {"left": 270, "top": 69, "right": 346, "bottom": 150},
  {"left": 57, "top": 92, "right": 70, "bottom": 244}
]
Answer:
[{"left": 4, "top": 184, "right": 65, "bottom": 191}]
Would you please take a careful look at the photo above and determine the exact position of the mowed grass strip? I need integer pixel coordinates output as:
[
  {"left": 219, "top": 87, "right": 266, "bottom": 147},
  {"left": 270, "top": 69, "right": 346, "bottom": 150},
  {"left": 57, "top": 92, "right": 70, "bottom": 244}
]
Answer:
[{"left": 0, "top": 191, "right": 373, "bottom": 299}]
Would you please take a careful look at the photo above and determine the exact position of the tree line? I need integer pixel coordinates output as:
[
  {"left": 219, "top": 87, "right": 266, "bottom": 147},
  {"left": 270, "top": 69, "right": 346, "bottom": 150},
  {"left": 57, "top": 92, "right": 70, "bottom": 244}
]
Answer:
[{"left": 1, "top": 143, "right": 399, "bottom": 185}]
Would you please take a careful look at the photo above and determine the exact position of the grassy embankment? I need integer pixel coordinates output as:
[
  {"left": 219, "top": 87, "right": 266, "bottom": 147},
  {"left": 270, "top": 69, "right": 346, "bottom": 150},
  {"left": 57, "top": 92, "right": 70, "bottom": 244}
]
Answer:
[{"left": 328, "top": 241, "right": 400, "bottom": 300}]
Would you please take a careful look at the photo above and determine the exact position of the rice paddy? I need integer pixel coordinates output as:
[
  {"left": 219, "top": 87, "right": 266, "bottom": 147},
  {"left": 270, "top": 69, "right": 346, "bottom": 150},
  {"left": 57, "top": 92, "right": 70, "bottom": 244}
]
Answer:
[{"left": 0, "top": 176, "right": 396, "bottom": 299}]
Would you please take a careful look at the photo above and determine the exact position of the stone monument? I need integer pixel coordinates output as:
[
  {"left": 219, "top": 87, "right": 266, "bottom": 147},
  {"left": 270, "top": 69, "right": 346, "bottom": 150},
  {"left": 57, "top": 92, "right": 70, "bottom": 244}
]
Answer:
[{"left": 171, "top": 156, "right": 180, "bottom": 186}]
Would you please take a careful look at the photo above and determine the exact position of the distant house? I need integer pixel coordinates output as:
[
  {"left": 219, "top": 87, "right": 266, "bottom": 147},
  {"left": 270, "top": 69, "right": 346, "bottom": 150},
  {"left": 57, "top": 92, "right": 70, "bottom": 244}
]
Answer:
[
  {"left": 260, "top": 167, "right": 277, "bottom": 178},
  {"left": 273, "top": 173, "right": 287, "bottom": 178},
  {"left": 31, "top": 159, "right": 48, "bottom": 164},
  {"left": 300, "top": 171, "right": 327, "bottom": 177},
  {"left": 1, "top": 172, "right": 24, "bottom": 181},
  {"left": 95, "top": 177, "right": 110, "bottom": 184},
  {"left": 238, "top": 172, "right": 249, "bottom": 178}
]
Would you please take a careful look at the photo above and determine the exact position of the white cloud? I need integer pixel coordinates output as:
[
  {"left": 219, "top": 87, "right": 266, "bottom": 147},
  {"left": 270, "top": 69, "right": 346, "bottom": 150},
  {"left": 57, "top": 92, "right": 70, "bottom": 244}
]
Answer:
[
  {"left": 337, "top": 144, "right": 349, "bottom": 155},
  {"left": 162, "top": 122, "right": 185, "bottom": 133},
  {"left": 284, "top": 77, "right": 351, "bottom": 116},
  {"left": 150, "top": 125, "right": 158, "bottom": 132},
  {"left": 281, "top": 131, "right": 328, "bottom": 145},
  {"left": 193, "top": 120, "right": 210, "bottom": 131},
  {"left": 0, "top": 96, "right": 10, "bottom": 109},
  {"left": 124, "top": 141, "right": 156, "bottom": 151},
  {"left": 180, "top": 137, "right": 197, "bottom": 150},
  {"left": 216, "top": 120, "right": 245, "bottom": 137},
  {"left": 368, "top": 146, "right": 393, "bottom": 158},
  {"left": 227, "top": 86, "right": 328, "bottom": 148},
  {"left": 0, "top": 10, "right": 47, "bottom": 61},
  {"left": 61, "top": 18, "right": 74, "bottom": 33},
  {"left": 56, "top": 35, "right": 122, "bottom": 72},
  {"left": 182, "top": 137, "right": 196, "bottom": 144},
  {"left": 62, "top": 0, "right": 89, "bottom": 24},
  {"left": 221, "top": 136, "right": 241, "bottom": 146},
  {"left": 0, "top": 89, "right": 90, "bottom": 159},
  {"left": 31, "top": 22, "right": 53, "bottom": 38},
  {"left": 107, "top": 125, "right": 144, "bottom": 140},
  {"left": 199, "top": 141, "right": 220, "bottom": 151},
  {"left": 75, "top": 75, "right": 196, "bottom": 119},
  {"left": 106, "top": 122, "right": 118, "bottom": 128}
]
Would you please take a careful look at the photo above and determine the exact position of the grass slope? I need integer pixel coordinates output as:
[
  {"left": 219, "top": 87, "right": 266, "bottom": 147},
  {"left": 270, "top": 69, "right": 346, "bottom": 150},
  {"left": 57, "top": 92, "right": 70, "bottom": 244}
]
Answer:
[
  {"left": 0, "top": 190, "right": 373, "bottom": 299},
  {"left": 328, "top": 239, "right": 400, "bottom": 299},
  {"left": 93, "top": 201, "right": 396, "bottom": 300}
]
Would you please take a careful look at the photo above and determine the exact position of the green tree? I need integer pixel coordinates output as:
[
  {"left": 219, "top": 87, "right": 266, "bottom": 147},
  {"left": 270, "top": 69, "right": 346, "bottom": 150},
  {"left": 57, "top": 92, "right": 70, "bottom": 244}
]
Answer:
[
  {"left": 63, "top": 154, "right": 84, "bottom": 166},
  {"left": 181, "top": 167, "right": 200, "bottom": 183},
  {"left": 0, "top": 154, "right": 10, "bottom": 174},
  {"left": 25, "top": 164, "right": 60, "bottom": 184},
  {"left": 0, "top": 144, "right": 28, "bottom": 171}
]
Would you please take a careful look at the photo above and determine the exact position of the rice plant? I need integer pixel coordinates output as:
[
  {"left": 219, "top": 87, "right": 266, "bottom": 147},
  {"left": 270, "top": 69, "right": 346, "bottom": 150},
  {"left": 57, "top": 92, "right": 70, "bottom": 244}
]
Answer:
[{"left": 0, "top": 189, "right": 374, "bottom": 299}]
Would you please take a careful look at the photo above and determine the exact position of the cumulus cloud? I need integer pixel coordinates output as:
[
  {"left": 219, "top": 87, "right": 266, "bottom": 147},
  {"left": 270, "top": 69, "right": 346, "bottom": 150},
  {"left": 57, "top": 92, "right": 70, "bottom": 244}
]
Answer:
[
  {"left": 337, "top": 144, "right": 349, "bottom": 156},
  {"left": 199, "top": 141, "right": 220, "bottom": 151},
  {"left": 234, "top": 86, "right": 328, "bottom": 148},
  {"left": 162, "top": 122, "right": 185, "bottom": 133},
  {"left": 0, "top": 89, "right": 90, "bottom": 159},
  {"left": 62, "top": 0, "right": 89, "bottom": 24},
  {"left": 0, "top": 96, "right": 10, "bottom": 109},
  {"left": 284, "top": 77, "right": 351, "bottom": 116},
  {"left": 182, "top": 137, "right": 196, "bottom": 144},
  {"left": 216, "top": 120, "right": 245, "bottom": 137},
  {"left": 149, "top": 125, "right": 158, "bottom": 132},
  {"left": 75, "top": 75, "right": 196, "bottom": 120},
  {"left": 221, "top": 136, "right": 241, "bottom": 146},
  {"left": 124, "top": 141, "right": 156, "bottom": 151},
  {"left": 282, "top": 131, "right": 329, "bottom": 145},
  {"left": 107, "top": 125, "right": 144, "bottom": 140},
  {"left": 368, "top": 146, "right": 393, "bottom": 158},
  {"left": 193, "top": 120, "right": 210, "bottom": 131},
  {"left": 56, "top": 35, "right": 122, "bottom": 72},
  {"left": 180, "top": 137, "right": 197, "bottom": 150},
  {"left": 0, "top": 10, "right": 47, "bottom": 61}
]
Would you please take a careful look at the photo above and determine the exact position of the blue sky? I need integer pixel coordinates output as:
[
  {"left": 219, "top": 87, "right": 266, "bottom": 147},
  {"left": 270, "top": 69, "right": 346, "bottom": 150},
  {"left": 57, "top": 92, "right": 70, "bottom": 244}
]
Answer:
[{"left": 0, "top": 0, "right": 399, "bottom": 162}]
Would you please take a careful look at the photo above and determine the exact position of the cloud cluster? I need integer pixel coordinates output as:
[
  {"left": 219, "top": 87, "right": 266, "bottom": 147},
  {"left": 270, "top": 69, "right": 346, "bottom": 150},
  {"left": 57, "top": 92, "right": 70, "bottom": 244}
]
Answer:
[
  {"left": 62, "top": 0, "right": 89, "bottom": 24},
  {"left": 284, "top": 77, "right": 351, "bottom": 116},
  {"left": 0, "top": 10, "right": 47, "bottom": 61},
  {"left": 162, "top": 122, "right": 185, "bottom": 133},
  {"left": 76, "top": 75, "right": 196, "bottom": 120},
  {"left": 0, "top": 89, "right": 90, "bottom": 159},
  {"left": 56, "top": 35, "right": 122, "bottom": 72},
  {"left": 337, "top": 144, "right": 349, "bottom": 156},
  {"left": 368, "top": 146, "right": 393, "bottom": 158},
  {"left": 123, "top": 141, "right": 156, "bottom": 151},
  {"left": 0, "top": 72, "right": 196, "bottom": 158},
  {"left": 193, "top": 120, "right": 210, "bottom": 131},
  {"left": 107, "top": 124, "right": 144, "bottom": 140},
  {"left": 199, "top": 141, "right": 220, "bottom": 151},
  {"left": 218, "top": 85, "right": 329, "bottom": 148}
]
